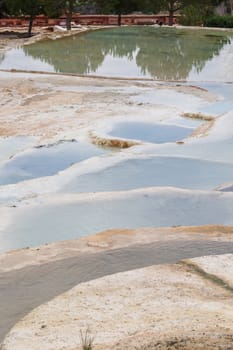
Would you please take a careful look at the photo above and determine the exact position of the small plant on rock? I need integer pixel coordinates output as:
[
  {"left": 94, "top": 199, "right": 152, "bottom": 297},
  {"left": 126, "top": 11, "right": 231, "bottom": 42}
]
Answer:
[{"left": 80, "top": 327, "right": 95, "bottom": 350}]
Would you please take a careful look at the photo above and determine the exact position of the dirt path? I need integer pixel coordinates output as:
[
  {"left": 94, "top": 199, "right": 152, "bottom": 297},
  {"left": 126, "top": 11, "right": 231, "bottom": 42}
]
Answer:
[{"left": 1, "top": 238, "right": 233, "bottom": 343}]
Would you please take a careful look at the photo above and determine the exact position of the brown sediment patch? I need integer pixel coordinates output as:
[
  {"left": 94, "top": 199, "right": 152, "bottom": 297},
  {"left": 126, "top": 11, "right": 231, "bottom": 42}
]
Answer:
[
  {"left": 86, "top": 225, "right": 233, "bottom": 249},
  {"left": 182, "top": 112, "right": 214, "bottom": 122},
  {"left": 182, "top": 112, "right": 216, "bottom": 138},
  {"left": 190, "top": 119, "right": 215, "bottom": 138},
  {"left": 113, "top": 332, "right": 233, "bottom": 350},
  {"left": 174, "top": 224, "right": 233, "bottom": 235},
  {"left": 91, "top": 224, "right": 233, "bottom": 240},
  {"left": 86, "top": 228, "right": 136, "bottom": 248},
  {"left": 89, "top": 133, "right": 140, "bottom": 149},
  {"left": 1, "top": 225, "right": 232, "bottom": 274}
]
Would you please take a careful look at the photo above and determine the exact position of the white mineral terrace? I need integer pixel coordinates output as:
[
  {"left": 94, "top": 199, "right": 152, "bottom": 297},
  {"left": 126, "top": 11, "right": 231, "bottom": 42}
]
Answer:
[{"left": 0, "top": 26, "right": 233, "bottom": 350}]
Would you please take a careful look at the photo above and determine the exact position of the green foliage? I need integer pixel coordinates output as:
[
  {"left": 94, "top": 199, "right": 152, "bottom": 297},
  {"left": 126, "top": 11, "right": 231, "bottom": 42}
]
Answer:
[
  {"left": 205, "top": 15, "right": 233, "bottom": 27},
  {"left": 41, "top": 0, "right": 64, "bottom": 18},
  {"left": 84, "top": 0, "right": 160, "bottom": 15},
  {"left": 0, "top": 0, "right": 7, "bottom": 17},
  {"left": 156, "top": 0, "right": 223, "bottom": 25},
  {"left": 42, "top": 0, "right": 80, "bottom": 29},
  {"left": 5, "top": 0, "right": 43, "bottom": 17},
  {"left": 94, "top": 0, "right": 136, "bottom": 14},
  {"left": 5, "top": 0, "right": 43, "bottom": 35},
  {"left": 179, "top": 2, "right": 215, "bottom": 26},
  {"left": 180, "top": 5, "right": 204, "bottom": 26}
]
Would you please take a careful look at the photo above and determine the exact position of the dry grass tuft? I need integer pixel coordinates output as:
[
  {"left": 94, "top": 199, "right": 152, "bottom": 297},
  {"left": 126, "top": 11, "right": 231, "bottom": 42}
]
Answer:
[{"left": 80, "top": 327, "right": 95, "bottom": 350}]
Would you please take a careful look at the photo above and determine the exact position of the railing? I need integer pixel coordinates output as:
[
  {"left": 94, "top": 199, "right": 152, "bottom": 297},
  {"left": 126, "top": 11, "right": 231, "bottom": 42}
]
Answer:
[{"left": 0, "top": 14, "right": 178, "bottom": 27}]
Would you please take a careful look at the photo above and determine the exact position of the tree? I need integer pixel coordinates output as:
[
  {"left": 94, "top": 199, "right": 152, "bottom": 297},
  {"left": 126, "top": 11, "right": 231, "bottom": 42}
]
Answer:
[
  {"left": 179, "top": 0, "right": 223, "bottom": 26},
  {"left": 90, "top": 0, "right": 160, "bottom": 25},
  {"left": 42, "top": 0, "right": 64, "bottom": 18},
  {"left": 40, "top": 0, "right": 74, "bottom": 29},
  {"left": 46, "top": 0, "right": 84, "bottom": 30},
  {"left": 226, "top": 0, "right": 233, "bottom": 13},
  {"left": 0, "top": 0, "right": 7, "bottom": 17},
  {"left": 157, "top": 0, "right": 223, "bottom": 26},
  {"left": 156, "top": 0, "right": 188, "bottom": 26},
  {"left": 93, "top": 0, "right": 134, "bottom": 25},
  {"left": 64, "top": 0, "right": 74, "bottom": 30},
  {"left": 76, "top": 0, "right": 161, "bottom": 26},
  {"left": 44, "top": 0, "right": 90, "bottom": 30},
  {"left": 5, "top": 0, "right": 43, "bottom": 36}
]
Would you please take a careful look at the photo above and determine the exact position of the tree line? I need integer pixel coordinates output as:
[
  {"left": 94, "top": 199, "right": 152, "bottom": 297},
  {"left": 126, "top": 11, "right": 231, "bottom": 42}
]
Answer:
[{"left": 0, "top": 0, "right": 224, "bottom": 36}]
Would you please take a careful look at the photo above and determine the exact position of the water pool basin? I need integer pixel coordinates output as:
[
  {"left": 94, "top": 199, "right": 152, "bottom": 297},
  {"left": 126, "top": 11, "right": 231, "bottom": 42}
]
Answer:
[
  {"left": 0, "top": 140, "right": 106, "bottom": 185},
  {"left": 108, "top": 121, "right": 195, "bottom": 144}
]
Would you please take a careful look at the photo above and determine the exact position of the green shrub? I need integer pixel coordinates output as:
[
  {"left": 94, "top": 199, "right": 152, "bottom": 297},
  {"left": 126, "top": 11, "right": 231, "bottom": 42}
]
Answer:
[
  {"left": 179, "top": 5, "right": 207, "bottom": 26},
  {"left": 205, "top": 15, "right": 233, "bottom": 28}
]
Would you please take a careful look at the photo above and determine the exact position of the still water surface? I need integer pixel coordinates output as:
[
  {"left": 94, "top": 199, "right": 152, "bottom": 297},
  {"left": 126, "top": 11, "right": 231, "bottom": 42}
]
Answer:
[
  {"left": 2, "top": 190, "right": 233, "bottom": 252},
  {"left": 0, "top": 140, "right": 106, "bottom": 185},
  {"left": 109, "top": 122, "right": 195, "bottom": 143},
  {"left": 60, "top": 156, "right": 233, "bottom": 193},
  {"left": 1, "top": 27, "right": 233, "bottom": 80}
]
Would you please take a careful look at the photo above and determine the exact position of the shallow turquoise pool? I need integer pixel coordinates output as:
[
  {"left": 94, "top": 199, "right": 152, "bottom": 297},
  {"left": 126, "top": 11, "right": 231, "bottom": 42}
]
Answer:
[
  {"left": 108, "top": 122, "right": 195, "bottom": 143},
  {"left": 0, "top": 140, "right": 106, "bottom": 185},
  {"left": 1, "top": 27, "right": 233, "bottom": 81}
]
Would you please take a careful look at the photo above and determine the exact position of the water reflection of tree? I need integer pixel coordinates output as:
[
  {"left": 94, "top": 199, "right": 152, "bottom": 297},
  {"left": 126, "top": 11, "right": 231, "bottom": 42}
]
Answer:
[
  {"left": 0, "top": 51, "right": 5, "bottom": 64},
  {"left": 136, "top": 28, "right": 231, "bottom": 80},
  {"left": 24, "top": 34, "right": 106, "bottom": 74},
  {"left": 23, "top": 27, "right": 231, "bottom": 79},
  {"left": 0, "top": 34, "right": 7, "bottom": 64}
]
